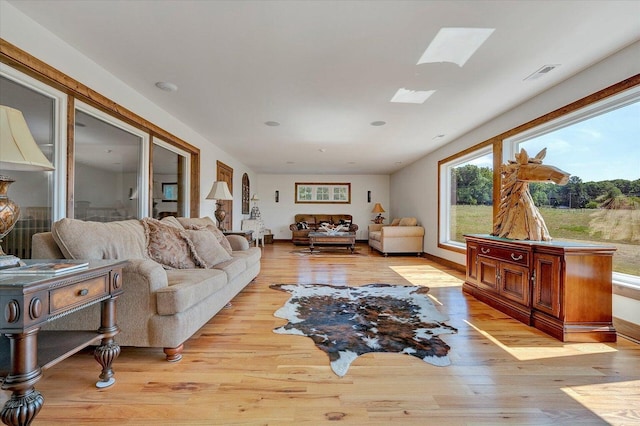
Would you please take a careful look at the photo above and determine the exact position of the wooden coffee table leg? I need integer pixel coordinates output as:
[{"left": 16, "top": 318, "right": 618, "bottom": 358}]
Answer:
[{"left": 1, "top": 330, "right": 44, "bottom": 426}]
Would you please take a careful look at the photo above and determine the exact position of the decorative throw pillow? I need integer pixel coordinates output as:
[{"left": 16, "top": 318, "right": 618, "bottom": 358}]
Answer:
[
  {"left": 183, "top": 223, "right": 233, "bottom": 255},
  {"left": 339, "top": 219, "right": 352, "bottom": 227},
  {"left": 142, "top": 218, "right": 204, "bottom": 269},
  {"left": 160, "top": 215, "right": 184, "bottom": 229},
  {"left": 390, "top": 218, "right": 401, "bottom": 226},
  {"left": 398, "top": 217, "right": 418, "bottom": 226},
  {"left": 183, "top": 229, "right": 232, "bottom": 268},
  {"left": 297, "top": 221, "right": 309, "bottom": 230}
]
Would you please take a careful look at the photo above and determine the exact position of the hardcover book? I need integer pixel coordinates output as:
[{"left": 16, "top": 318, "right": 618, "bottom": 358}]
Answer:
[{"left": 0, "top": 261, "right": 89, "bottom": 275}]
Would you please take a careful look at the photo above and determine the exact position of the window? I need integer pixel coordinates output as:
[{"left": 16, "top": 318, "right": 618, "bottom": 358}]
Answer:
[
  {"left": 73, "top": 102, "right": 149, "bottom": 221},
  {"left": 439, "top": 147, "right": 493, "bottom": 251},
  {"left": 506, "top": 86, "right": 640, "bottom": 282},
  {"left": 0, "top": 68, "right": 66, "bottom": 259},
  {"left": 153, "top": 140, "right": 190, "bottom": 219}
]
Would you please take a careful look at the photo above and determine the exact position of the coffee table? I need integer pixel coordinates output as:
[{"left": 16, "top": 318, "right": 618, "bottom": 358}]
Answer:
[{"left": 308, "top": 232, "right": 356, "bottom": 254}]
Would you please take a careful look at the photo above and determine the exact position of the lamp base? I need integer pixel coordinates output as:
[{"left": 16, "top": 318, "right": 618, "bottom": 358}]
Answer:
[{"left": 214, "top": 203, "right": 227, "bottom": 231}]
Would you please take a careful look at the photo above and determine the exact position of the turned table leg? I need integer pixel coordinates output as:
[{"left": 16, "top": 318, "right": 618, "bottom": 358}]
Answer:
[
  {"left": 1, "top": 330, "right": 44, "bottom": 426},
  {"left": 94, "top": 297, "right": 121, "bottom": 388}
]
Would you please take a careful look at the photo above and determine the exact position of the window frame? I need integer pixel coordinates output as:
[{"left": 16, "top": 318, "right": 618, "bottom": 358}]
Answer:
[
  {"left": 0, "top": 64, "right": 68, "bottom": 222},
  {"left": 438, "top": 144, "right": 494, "bottom": 253}
]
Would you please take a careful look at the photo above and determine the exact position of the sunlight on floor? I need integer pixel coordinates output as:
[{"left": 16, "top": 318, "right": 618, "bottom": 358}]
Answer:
[
  {"left": 390, "top": 264, "right": 464, "bottom": 288},
  {"left": 464, "top": 320, "right": 618, "bottom": 361},
  {"left": 562, "top": 380, "right": 640, "bottom": 422}
]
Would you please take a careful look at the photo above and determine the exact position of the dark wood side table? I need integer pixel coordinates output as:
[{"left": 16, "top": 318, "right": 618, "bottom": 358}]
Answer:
[
  {"left": 0, "top": 259, "right": 126, "bottom": 426},
  {"left": 223, "top": 229, "right": 254, "bottom": 243}
]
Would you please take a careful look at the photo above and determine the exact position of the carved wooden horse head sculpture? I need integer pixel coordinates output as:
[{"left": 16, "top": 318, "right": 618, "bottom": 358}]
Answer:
[{"left": 492, "top": 148, "right": 570, "bottom": 241}]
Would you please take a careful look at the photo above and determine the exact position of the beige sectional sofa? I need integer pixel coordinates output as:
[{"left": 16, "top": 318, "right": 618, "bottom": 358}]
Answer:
[
  {"left": 368, "top": 217, "right": 425, "bottom": 256},
  {"left": 32, "top": 216, "right": 260, "bottom": 362}
]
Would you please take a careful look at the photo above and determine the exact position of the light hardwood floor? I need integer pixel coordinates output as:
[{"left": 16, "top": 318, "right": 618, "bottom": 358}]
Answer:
[{"left": 5, "top": 242, "right": 639, "bottom": 425}]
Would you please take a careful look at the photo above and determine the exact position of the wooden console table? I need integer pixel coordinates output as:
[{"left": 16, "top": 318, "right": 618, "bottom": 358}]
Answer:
[
  {"left": 464, "top": 234, "right": 616, "bottom": 342},
  {"left": 0, "top": 259, "right": 126, "bottom": 426}
]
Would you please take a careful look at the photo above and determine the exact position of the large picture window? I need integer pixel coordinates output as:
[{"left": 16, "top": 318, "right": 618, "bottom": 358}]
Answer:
[
  {"left": 505, "top": 87, "right": 640, "bottom": 282},
  {"left": 439, "top": 147, "right": 493, "bottom": 251}
]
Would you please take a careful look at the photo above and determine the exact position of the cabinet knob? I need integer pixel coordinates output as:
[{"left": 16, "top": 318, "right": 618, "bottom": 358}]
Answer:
[{"left": 78, "top": 289, "right": 89, "bottom": 296}]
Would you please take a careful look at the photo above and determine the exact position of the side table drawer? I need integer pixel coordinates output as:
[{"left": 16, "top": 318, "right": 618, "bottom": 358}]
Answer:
[{"left": 50, "top": 276, "right": 109, "bottom": 313}]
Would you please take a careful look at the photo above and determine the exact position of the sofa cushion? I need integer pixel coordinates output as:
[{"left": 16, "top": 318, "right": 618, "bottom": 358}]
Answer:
[
  {"left": 160, "top": 215, "right": 183, "bottom": 229},
  {"left": 183, "top": 228, "right": 232, "bottom": 268},
  {"left": 177, "top": 217, "right": 233, "bottom": 255},
  {"left": 213, "top": 257, "right": 247, "bottom": 282},
  {"left": 230, "top": 246, "right": 262, "bottom": 269},
  {"left": 142, "top": 218, "right": 202, "bottom": 269},
  {"left": 399, "top": 217, "right": 418, "bottom": 226},
  {"left": 52, "top": 218, "right": 147, "bottom": 260},
  {"left": 157, "top": 269, "right": 228, "bottom": 315},
  {"left": 390, "top": 218, "right": 401, "bottom": 226},
  {"left": 369, "top": 231, "right": 382, "bottom": 242}
]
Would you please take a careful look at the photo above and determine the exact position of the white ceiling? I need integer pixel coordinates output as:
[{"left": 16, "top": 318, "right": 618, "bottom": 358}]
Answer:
[{"left": 8, "top": 0, "right": 640, "bottom": 175}]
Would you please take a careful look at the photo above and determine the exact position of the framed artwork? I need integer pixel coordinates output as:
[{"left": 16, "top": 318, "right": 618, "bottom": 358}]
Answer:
[
  {"left": 162, "top": 183, "right": 178, "bottom": 202},
  {"left": 295, "top": 182, "right": 351, "bottom": 204}
]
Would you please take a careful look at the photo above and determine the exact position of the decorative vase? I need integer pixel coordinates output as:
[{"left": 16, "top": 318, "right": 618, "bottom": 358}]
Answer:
[{"left": 0, "top": 176, "right": 20, "bottom": 256}]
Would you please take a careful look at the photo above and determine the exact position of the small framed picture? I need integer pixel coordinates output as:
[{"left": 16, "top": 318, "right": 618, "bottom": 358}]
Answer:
[{"left": 162, "top": 183, "right": 178, "bottom": 202}]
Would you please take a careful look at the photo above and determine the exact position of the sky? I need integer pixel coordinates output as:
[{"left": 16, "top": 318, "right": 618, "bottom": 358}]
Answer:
[
  {"left": 467, "top": 99, "right": 639, "bottom": 183},
  {"left": 519, "top": 101, "right": 639, "bottom": 182}
]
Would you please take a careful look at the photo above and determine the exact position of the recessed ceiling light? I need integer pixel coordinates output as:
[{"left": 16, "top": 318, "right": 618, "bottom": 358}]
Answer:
[
  {"left": 319, "top": 148, "right": 326, "bottom": 153},
  {"left": 417, "top": 27, "right": 495, "bottom": 67},
  {"left": 370, "top": 121, "right": 386, "bottom": 126},
  {"left": 433, "top": 134, "right": 445, "bottom": 139},
  {"left": 265, "top": 121, "right": 280, "bottom": 126},
  {"left": 391, "top": 88, "right": 435, "bottom": 104},
  {"left": 286, "top": 161, "right": 295, "bottom": 164},
  {"left": 348, "top": 161, "right": 356, "bottom": 164},
  {"left": 155, "top": 81, "right": 178, "bottom": 92},
  {"left": 75, "top": 122, "right": 86, "bottom": 128}
]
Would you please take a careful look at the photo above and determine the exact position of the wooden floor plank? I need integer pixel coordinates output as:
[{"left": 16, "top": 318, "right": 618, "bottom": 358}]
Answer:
[{"left": 3, "top": 242, "right": 638, "bottom": 425}]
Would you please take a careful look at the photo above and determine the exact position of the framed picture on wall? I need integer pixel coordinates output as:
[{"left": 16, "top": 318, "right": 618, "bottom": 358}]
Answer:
[
  {"left": 162, "top": 183, "right": 178, "bottom": 202},
  {"left": 295, "top": 182, "right": 351, "bottom": 204}
]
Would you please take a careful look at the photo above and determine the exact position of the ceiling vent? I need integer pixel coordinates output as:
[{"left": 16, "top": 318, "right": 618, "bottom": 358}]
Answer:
[{"left": 524, "top": 64, "right": 560, "bottom": 81}]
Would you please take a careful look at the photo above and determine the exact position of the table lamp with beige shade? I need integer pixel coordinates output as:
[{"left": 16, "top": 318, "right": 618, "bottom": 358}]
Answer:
[
  {"left": 0, "top": 105, "right": 54, "bottom": 267},
  {"left": 371, "top": 202, "right": 386, "bottom": 224},
  {"left": 206, "top": 181, "right": 233, "bottom": 230}
]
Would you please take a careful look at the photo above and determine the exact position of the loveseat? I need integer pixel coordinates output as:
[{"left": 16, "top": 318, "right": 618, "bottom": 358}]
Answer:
[
  {"left": 289, "top": 214, "right": 358, "bottom": 245},
  {"left": 368, "top": 217, "right": 425, "bottom": 256},
  {"left": 31, "top": 216, "right": 260, "bottom": 362}
]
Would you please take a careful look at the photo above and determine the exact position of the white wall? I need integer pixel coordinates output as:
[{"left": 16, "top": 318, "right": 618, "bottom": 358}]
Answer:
[
  {"left": 0, "top": 1, "right": 256, "bottom": 227},
  {"left": 255, "top": 174, "right": 389, "bottom": 240}
]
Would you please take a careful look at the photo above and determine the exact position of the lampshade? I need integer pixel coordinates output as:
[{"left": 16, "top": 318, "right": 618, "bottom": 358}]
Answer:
[
  {"left": 371, "top": 203, "right": 385, "bottom": 214},
  {"left": 206, "top": 181, "right": 233, "bottom": 200},
  {"left": 0, "top": 105, "right": 54, "bottom": 172}
]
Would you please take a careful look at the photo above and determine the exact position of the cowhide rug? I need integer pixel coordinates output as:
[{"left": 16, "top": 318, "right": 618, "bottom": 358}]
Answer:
[{"left": 270, "top": 283, "right": 457, "bottom": 377}]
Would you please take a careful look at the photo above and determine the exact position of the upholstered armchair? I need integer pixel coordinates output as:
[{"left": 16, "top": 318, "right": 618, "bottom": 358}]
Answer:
[{"left": 368, "top": 217, "right": 424, "bottom": 256}]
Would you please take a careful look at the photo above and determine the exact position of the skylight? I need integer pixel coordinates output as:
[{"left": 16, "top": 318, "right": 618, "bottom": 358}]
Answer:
[
  {"left": 417, "top": 27, "right": 495, "bottom": 67},
  {"left": 390, "top": 88, "right": 436, "bottom": 104}
]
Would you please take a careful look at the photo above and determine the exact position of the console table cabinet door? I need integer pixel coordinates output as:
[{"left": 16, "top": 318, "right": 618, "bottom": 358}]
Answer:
[
  {"left": 532, "top": 252, "right": 562, "bottom": 318},
  {"left": 500, "top": 263, "right": 530, "bottom": 307},
  {"left": 477, "top": 257, "right": 499, "bottom": 292}
]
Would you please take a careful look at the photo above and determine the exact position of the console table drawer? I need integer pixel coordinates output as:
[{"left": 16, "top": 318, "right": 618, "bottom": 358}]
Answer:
[
  {"left": 477, "top": 244, "right": 529, "bottom": 266},
  {"left": 50, "top": 276, "right": 108, "bottom": 313}
]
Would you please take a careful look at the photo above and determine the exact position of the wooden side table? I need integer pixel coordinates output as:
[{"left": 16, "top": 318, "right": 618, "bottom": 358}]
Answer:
[
  {"left": 223, "top": 229, "right": 254, "bottom": 243},
  {"left": 0, "top": 259, "right": 126, "bottom": 426}
]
